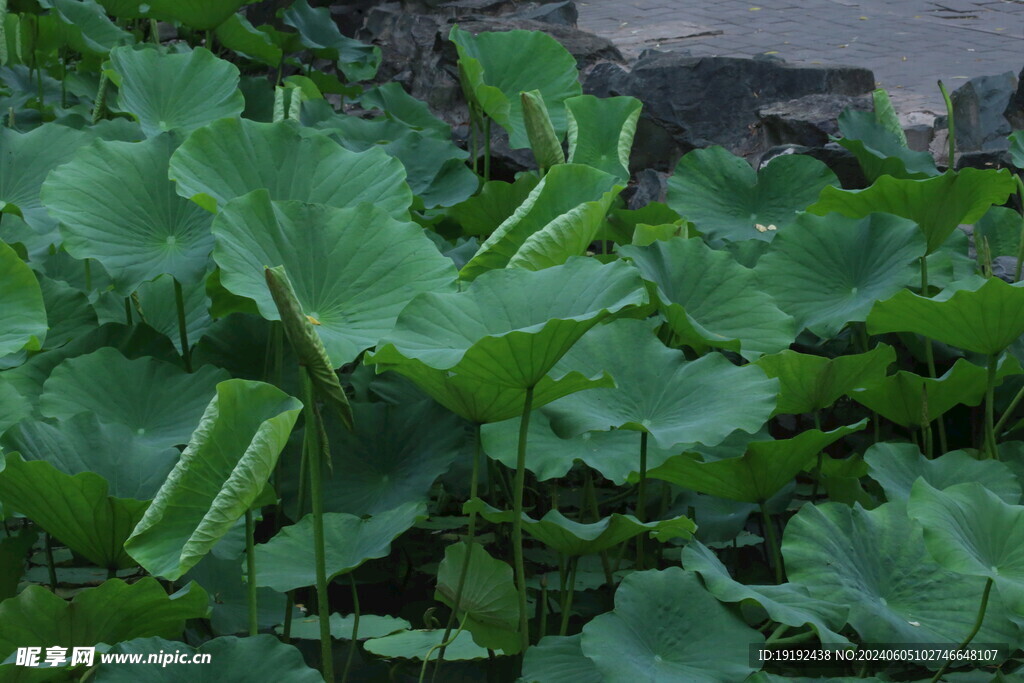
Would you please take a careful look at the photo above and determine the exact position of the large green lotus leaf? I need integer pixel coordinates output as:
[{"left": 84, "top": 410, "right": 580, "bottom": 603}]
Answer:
[
  {"left": 35, "top": 275, "right": 96, "bottom": 350},
  {"left": 481, "top": 408, "right": 678, "bottom": 484},
  {"left": 683, "top": 540, "right": 850, "bottom": 644},
  {"left": 1, "top": 412, "right": 177, "bottom": 500},
  {"left": 449, "top": 26, "right": 581, "bottom": 150},
  {"left": 142, "top": 0, "right": 251, "bottom": 30},
  {"left": 52, "top": 0, "right": 133, "bottom": 54},
  {"left": 213, "top": 193, "right": 456, "bottom": 367},
  {"left": 619, "top": 237, "right": 795, "bottom": 360},
  {"left": 865, "top": 442, "right": 1021, "bottom": 504},
  {"left": 0, "top": 124, "right": 93, "bottom": 234},
  {"left": 363, "top": 629, "right": 488, "bottom": 661},
  {"left": 867, "top": 277, "right": 1024, "bottom": 355},
  {"left": 170, "top": 118, "right": 411, "bottom": 214},
  {"left": 848, "top": 357, "right": 1015, "bottom": 427},
  {"left": 521, "top": 635, "right": 602, "bottom": 683},
  {"left": 0, "top": 241, "right": 46, "bottom": 356},
  {"left": 465, "top": 498, "right": 694, "bottom": 556},
  {"left": 545, "top": 318, "right": 777, "bottom": 449},
  {"left": 666, "top": 146, "right": 839, "bottom": 243},
  {"left": 279, "top": 613, "right": 410, "bottom": 641},
  {"left": 435, "top": 541, "right": 520, "bottom": 654},
  {"left": 809, "top": 168, "right": 1016, "bottom": 254},
  {"left": 109, "top": 46, "right": 244, "bottom": 137},
  {"left": 783, "top": 501, "right": 1019, "bottom": 645},
  {"left": 0, "top": 579, "right": 208, "bottom": 670},
  {"left": 459, "top": 164, "right": 622, "bottom": 281},
  {"left": 908, "top": 481, "right": 1024, "bottom": 616},
  {"left": 581, "top": 567, "right": 762, "bottom": 682},
  {"left": 646, "top": 421, "right": 866, "bottom": 503},
  {"left": 311, "top": 399, "right": 464, "bottom": 516},
  {"left": 755, "top": 213, "right": 925, "bottom": 338},
  {"left": 41, "top": 134, "right": 214, "bottom": 293},
  {"left": 40, "top": 347, "right": 227, "bottom": 450},
  {"left": 283, "top": 0, "right": 380, "bottom": 82},
  {"left": 94, "top": 635, "right": 321, "bottom": 682},
  {"left": 124, "top": 380, "right": 301, "bottom": 580},
  {"left": 255, "top": 501, "right": 426, "bottom": 592},
  {"left": 754, "top": 345, "right": 895, "bottom": 416},
  {"left": 215, "top": 13, "right": 282, "bottom": 67},
  {"left": 368, "top": 256, "right": 647, "bottom": 391},
  {"left": 448, "top": 174, "right": 540, "bottom": 237},
  {"left": 184, "top": 554, "right": 290, "bottom": 636},
  {"left": 135, "top": 275, "right": 212, "bottom": 355},
  {"left": 0, "top": 377, "right": 30, "bottom": 435},
  {"left": 835, "top": 109, "right": 939, "bottom": 181},
  {"left": 0, "top": 452, "right": 147, "bottom": 569},
  {"left": 565, "top": 94, "right": 642, "bottom": 181}
]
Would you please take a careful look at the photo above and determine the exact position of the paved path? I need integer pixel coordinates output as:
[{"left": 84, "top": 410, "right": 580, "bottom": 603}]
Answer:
[{"left": 577, "top": 0, "right": 1024, "bottom": 113}]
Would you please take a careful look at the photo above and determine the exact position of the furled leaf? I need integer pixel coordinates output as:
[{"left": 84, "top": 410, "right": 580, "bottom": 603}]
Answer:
[
  {"left": 565, "top": 94, "right": 642, "bottom": 181},
  {"left": 109, "top": 46, "right": 245, "bottom": 137},
  {"left": 545, "top": 318, "right": 777, "bottom": 448},
  {"left": 367, "top": 257, "right": 647, "bottom": 422},
  {"left": 170, "top": 118, "right": 411, "bottom": 214},
  {"left": 95, "top": 635, "right": 322, "bottom": 682},
  {"left": 0, "top": 453, "right": 147, "bottom": 569},
  {"left": 867, "top": 277, "right": 1024, "bottom": 355},
  {"left": 754, "top": 345, "right": 895, "bottom": 415},
  {"left": 254, "top": 501, "right": 426, "bottom": 592},
  {"left": 40, "top": 347, "right": 227, "bottom": 450},
  {"left": 581, "top": 568, "right": 763, "bottom": 682},
  {"left": 0, "top": 579, "right": 208, "bottom": 670},
  {"left": 784, "top": 501, "right": 1018, "bottom": 645},
  {"left": 666, "top": 146, "right": 839, "bottom": 242},
  {"left": 866, "top": 442, "right": 1021, "bottom": 504},
  {"left": 646, "top": 421, "right": 866, "bottom": 503},
  {"left": 435, "top": 541, "right": 520, "bottom": 653},
  {"left": 683, "top": 540, "right": 850, "bottom": 644},
  {"left": 283, "top": 0, "right": 380, "bottom": 81},
  {"left": 809, "top": 169, "right": 1016, "bottom": 254},
  {"left": 755, "top": 212, "right": 925, "bottom": 338},
  {"left": 450, "top": 26, "right": 581, "bottom": 149},
  {"left": 213, "top": 193, "right": 457, "bottom": 367},
  {"left": 125, "top": 380, "right": 302, "bottom": 580},
  {"left": 620, "top": 237, "right": 795, "bottom": 359},
  {"left": 0, "top": 240, "right": 45, "bottom": 356},
  {"left": 42, "top": 134, "right": 214, "bottom": 293},
  {"left": 459, "top": 164, "right": 621, "bottom": 281},
  {"left": 521, "top": 90, "right": 564, "bottom": 171}
]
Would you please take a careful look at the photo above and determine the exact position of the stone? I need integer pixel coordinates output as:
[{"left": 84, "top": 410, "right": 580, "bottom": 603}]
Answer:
[
  {"left": 584, "top": 51, "right": 875, "bottom": 170},
  {"left": 951, "top": 72, "right": 1017, "bottom": 152},
  {"left": 510, "top": 1, "right": 579, "bottom": 27},
  {"left": 623, "top": 168, "right": 668, "bottom": 210},
  {"left": 757, "top": 93, "right": 871, "bottom": 148}
]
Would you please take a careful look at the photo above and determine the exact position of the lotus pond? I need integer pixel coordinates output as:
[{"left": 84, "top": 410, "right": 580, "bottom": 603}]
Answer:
[{"left": 3, "top": 1, "right": 1024, "bottom": 681}]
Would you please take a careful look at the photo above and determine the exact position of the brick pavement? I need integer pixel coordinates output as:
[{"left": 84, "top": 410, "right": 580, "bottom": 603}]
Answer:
[{"left": 576, "top": 0, "right": 1024, "bottom": 112}]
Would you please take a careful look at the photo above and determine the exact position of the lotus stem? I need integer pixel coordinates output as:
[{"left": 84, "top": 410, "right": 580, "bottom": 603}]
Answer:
[
  {"left": 810, "top": 411, "right": 824, "bottom": 500},
  {"left": 993, "top": 378, "right": 1024, "bottom": 437},
  {"left": 124, "top": 297, "right": 133, "bottom": 325},
  {"left": 760, "top": 502, "right": 784, "bottom": 584},
  {"left": 44, "top": 533, "right": 57, "bottom": 590},
  {"left": 1015, "top": 175, "right": 1024, "bottom": 283},
  {"left": 512, "top": 385, "right": 535, "bottom": 652},
  {"left": 483, "top": 118, "right": 492, "bottom": 182},
  {"left": 635, "top": 431, "right": 649, "bottom": 569},
  {"left": 341, "top": 575, "right": 359, "bottom": 683},
  {"left": 920, "top": 257, "right": 949, "bottom": 453},
  {"left": 939, "top": 80, "right": 955, "bottom": 168},
  {"left": 537, "top": 574, "right": 548, "bottom": 639},
  {"left": 583, "top": 469, "right": 615, "bottom": 587},
  {"left": 245, "top": 509, "right": 258, "bottom": 636},
  {"left": 986, "top": 354, "right": 999, "bottom": 460},
  {"left": 173, "top": 279, "right": 192, "bottom": 372},
  {"left": 434, "top": 424, "right": 482, "bottom": 679},
  {"left": 281, "top": 593, "right": 294, "bottom": 643},
  {"left": 419, "top": 621, "right": 466, "bottom": 683},
  {"left": 91, "top": 70, "right": 107, "bottom": 124},
  {"left": 559, "top": 556, "right": 578, "bottom": 636},
  {"left": 930, "top": 577, "right": 993, "bottom": 683},
  {"left": 301, "top": 368, "right": 335, "bottom": 682}
]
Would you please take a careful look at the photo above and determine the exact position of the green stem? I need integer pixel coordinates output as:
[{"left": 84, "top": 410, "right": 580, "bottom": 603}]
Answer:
[
  {"left": 44, "top": 533, "right": 58, "bottom": 590},
  {"left": 583, "top": 469, "right": 614, "bottom": 587},
  {"left": 986, "top": 354, "right": 999, "bottom": 459},
  {"left": 635, "top": 431, "right": 649, "bottom": 570},
  {"left": 282, "top": 593, "right": 295, "bottom": 643},
  {"left": 765, "top": 623, "right": 789, "bottom": 643},
  {"left": 993, "top": 378, "right": 1024, "bottom": 437},
  {"left": 124, "top": 297, "right": 133, "bottom": 325},
  {"left": 512, "top": 386, "right": 534, "bottom": 652},
  {"left": 483, "top": 118, "right": 492, "bottom": 182},
  {"left": 434, "top": 424, "right": 482, "bottom": 678},
  {"left": 537, "top": 575, "right": 548, "bottom": 640},
  {"left": 760, "top": 502, "right": 783, "bottom": 584},
  {"left": 930, "top": 577, "right": 993, "bottom": 683},
  {"left": 173, "top": 279, "right": 192, "bottom": 372},
  {"left": 810, "top": 411, "right": 824, "bottom": 500},
  {"left": 149, "top": 18, "right": 159, "bottom": 44},
  {"left": 939, "top": 80, "right": 956, "bottom": 167},
  {"left": 245, "top": 509, "right": 258, "bottom": 636},
  {"left": 107, "top": 566, "right": 117, "bottom": 580},
  {"left": 91, "top": 70, "right": 107, "bottom": 124},
  {"left": 83, "top": 259, "right": 92, "bottom": 292},
  {"left": 920, "top": 256, "right": 948, "bottom": 453},
  {"left": 341, "top": 575, "right": 359, "bottom": 683},
  {"left": 419, "top": 621, "right": 466, "bottom": 683},
  {"left": 302, "top": 369, "right": 334, "bottom": 682},
  {"left": 559, "top": 556, "right": 578, "bottom": 636}
]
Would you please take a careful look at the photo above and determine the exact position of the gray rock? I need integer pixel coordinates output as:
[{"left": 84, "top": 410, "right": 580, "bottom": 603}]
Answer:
[
  {"left": 584, "top": 51, "right": 875, "bottom": 170},
  {"left": 510, "top": 1, "right": 579, "bottom": 27},
  {"left": 951, "top": 72, "right": 1017, "bottom": 152},
  {"left": 757, "top": 93, "right": 871, "bottom": 148},
  {"left": 624, "top": 168, "right": 668, "bottom": 210}
]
